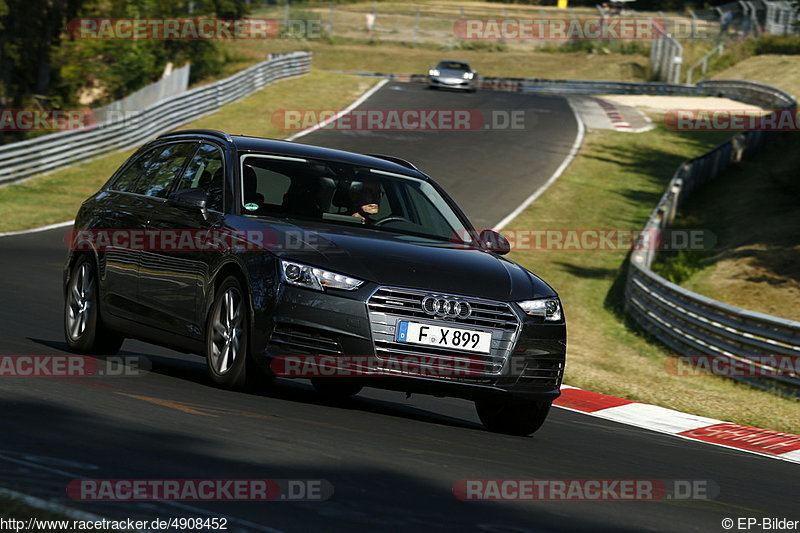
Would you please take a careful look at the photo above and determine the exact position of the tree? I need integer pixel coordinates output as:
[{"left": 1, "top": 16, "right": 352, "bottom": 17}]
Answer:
[{"left": 0, "top": 0, "right": 84, "bottom": 106}]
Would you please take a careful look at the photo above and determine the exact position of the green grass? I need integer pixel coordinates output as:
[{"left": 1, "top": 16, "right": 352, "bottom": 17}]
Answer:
[
  {"left": 219, "top": 39, "right": 650, "bottom": 81},
  {"left": 712, "top": 54, "right": 800, "bottom": 98},
  {"left": 656, "top": 132, "right": 800, "bottom": 322},
  {"left": 507, "top": 122, "right": 800, "bottom": 433},
  {"left": 0, "top": 70, "right": 377, "bottom": 233}
]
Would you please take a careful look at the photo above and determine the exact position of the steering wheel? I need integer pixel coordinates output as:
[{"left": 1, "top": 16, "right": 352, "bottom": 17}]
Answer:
[{"left": 374, "top": 216, "right": 411, "bottom": 227}]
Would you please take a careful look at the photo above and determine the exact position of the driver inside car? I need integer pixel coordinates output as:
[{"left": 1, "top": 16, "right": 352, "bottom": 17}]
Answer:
[{"left": 346, "top": 180, "right": 382, "bottom": 224}]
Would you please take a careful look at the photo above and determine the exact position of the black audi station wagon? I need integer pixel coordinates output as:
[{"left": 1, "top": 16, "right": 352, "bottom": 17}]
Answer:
[{"left": 63, "top": 129, "right": 566, "bottom": 435}]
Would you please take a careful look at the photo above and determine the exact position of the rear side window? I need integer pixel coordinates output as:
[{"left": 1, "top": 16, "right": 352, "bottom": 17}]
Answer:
[
  {"left": 131, "top": 142, "right": 197, "bottom": 198},
  {"left": 109, "top": 147, "right": 161, "bottom": 193}
]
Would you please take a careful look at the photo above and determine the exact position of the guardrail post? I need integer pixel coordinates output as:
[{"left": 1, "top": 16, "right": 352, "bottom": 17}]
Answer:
[
  {"left": 667, "top": 179, "right": 682, "bottom": 224},
  {"left": 731, "top": 133, "right": 746, "bottom": 162}
]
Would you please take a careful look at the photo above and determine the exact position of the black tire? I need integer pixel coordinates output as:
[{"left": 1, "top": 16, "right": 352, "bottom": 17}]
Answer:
[
  {"left": 64, "top": 256, "right": 124, "bottom": 355},
  {"left": 475, "top": 397, "right": 551, "bottom": 436},
  {"left": 206, "top": 276, "right": 251, "bottom": 389},
  {"left": 311, "top": 378, "right": 363, "bottom": 400}
]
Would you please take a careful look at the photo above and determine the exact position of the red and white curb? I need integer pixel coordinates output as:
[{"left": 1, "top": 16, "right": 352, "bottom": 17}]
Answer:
[
  {"left": 554, "top": 385, "right": 800, "bottom": 464},
  {"left": 594, "top": 98, "right": 633, "bottom": 131}
]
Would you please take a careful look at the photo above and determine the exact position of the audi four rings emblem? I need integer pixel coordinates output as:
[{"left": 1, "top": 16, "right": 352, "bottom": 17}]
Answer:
[{"left": 421, "top": 295, "right": 472, "bottom": 319}]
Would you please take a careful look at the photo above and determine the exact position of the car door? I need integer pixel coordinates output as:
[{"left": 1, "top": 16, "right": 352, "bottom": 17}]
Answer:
[
  {"left": 137, "top": 141, "right": 227, "bottom": 339},
  {"left": 96, "top": 146, "right": 164, "bottom": 321}
]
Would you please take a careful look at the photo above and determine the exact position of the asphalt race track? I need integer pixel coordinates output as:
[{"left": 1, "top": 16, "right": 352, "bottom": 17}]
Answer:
[{"left": 0, "top": 83, "right": 797, "bottom": 532}]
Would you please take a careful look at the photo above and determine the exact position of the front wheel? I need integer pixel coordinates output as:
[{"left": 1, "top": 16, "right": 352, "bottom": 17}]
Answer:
[
  {"left": 206, "top": 277, "right": 251, "bottom": 389},
  {"left": 64, "top": 256, "right": 123, "bottom": 355},
  {"left": 475, "top": 397, "right": 551, "bottom": 436}
]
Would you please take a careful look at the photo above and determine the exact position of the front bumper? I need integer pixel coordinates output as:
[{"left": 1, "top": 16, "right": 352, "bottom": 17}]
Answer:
[
  {"left": 428, "top": 76, "right": 476, "bottom": 91},
  {"left": 259, "top": 284, "right": 566, "bottom": 403}
]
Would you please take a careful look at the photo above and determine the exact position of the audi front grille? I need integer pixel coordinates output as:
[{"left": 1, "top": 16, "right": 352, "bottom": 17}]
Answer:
[{"left": 366, "top": 286, "right": 520, "bottom": 379}]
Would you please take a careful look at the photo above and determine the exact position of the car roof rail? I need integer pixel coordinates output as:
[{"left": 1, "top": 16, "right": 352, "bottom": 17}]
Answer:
[
  {"left": 157, "top": 129, "right": 233, "bottom": 143},
  {"left": 364, "top": 153, "right": 419, "bottom": 171}
]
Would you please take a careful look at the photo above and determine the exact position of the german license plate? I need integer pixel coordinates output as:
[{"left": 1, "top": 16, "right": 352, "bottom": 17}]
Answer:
[{"left": 395, "top": 321, "right": 492, "bottom": 354}]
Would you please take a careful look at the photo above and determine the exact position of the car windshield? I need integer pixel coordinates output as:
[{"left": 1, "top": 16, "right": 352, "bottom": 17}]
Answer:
[
  {"left": 438, "top": 61, "right": 469, "bottom": 71},
  {"left": 239, "top": 153, "right": 473, "bottom": 243}
]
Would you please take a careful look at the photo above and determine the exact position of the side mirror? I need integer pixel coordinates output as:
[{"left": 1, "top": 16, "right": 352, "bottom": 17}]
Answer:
[
  {"left": 169, "top": 188, "right": 207, "bottom": 211},
  {"left": 478, "top": 229, "right": 510, "bottom": 255}
]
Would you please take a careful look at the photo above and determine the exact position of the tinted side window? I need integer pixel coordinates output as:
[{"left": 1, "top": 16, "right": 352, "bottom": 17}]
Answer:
[
  {"left": 176, "top": 143, "right": 225, "bottom": 212},
  {"left": 108, "top": 147, "right": 160, "bottom": 193},
  {"left": 253, "top": 167, "right": 291, "bottom": 205},
  {"left": 131, "top": 142, "right": 196, "bottom": 198}
]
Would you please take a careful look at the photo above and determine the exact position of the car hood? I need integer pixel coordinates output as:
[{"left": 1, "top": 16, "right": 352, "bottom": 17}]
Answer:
[{"left": 236, "top": 218, "right": 556, "bottom": 302}]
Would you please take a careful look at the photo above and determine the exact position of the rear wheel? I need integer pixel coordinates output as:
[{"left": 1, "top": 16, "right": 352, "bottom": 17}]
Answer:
[
  {"left": 64, "top": 256, "right": 123, "bottom": 355},
  {"left": 475, "top": 397, "right": 551, "bottom": 436}
]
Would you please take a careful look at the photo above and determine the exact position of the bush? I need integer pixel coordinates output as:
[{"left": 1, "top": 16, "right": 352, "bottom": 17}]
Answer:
[
  {"left": 753, "top": 34, "right": 800, "bottom": 55},
  {"left": 440, "top": 38, "right": 508, "bottom": 52},
  {"left": 538, "top": 39, "right": 650, "bottom": 55},
  {"left": 652, "top": 249, "right": 709, "bottom": 283}
]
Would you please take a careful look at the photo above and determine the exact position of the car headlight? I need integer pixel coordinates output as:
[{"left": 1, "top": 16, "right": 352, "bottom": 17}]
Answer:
[
  {"left": 517, "top": 298, "right": 562, "bottom": 321},
  {"left": 280, "top": 260, "right": 364, "bottom": 291},
  {"left": 463, "top": 72, "right": 474, "bottom": 79},
  {"left": 429, "top": 69, "right": 440, "bottom": 76}
]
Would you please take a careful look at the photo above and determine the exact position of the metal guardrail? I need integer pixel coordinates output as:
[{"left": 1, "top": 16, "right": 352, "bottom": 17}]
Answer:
[
  {"left": 625, "top": 80, "right": 800, "bottom": 397},
  {"left": 0, "top": 51, "right": 312, "bottom": 186},
  {"left": 685, "top": 43, "right": 725, "bottom": 84}
]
